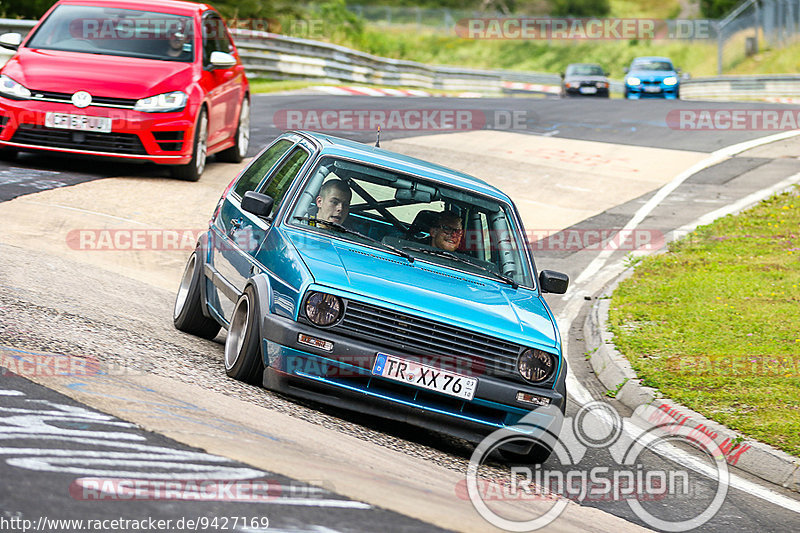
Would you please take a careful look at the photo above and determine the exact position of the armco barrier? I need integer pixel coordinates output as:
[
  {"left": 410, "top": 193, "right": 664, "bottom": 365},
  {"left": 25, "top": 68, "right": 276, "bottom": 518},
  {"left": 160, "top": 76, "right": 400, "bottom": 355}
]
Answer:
[
  {"left": 681, "top": 75, "right": 800, "bottom": 101},
  {"left": 2, "top": 18, "right": 800, "bottom": 101}
]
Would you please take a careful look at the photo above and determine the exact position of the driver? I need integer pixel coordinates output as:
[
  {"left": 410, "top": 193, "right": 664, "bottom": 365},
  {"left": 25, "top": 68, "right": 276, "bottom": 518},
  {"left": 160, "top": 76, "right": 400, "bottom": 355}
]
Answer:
[
  {"left": 315, "top": 179, "right": 351, "bottom": 225},
  {"left": 429, "top": 211, "right": 463, "bottom": 252}
]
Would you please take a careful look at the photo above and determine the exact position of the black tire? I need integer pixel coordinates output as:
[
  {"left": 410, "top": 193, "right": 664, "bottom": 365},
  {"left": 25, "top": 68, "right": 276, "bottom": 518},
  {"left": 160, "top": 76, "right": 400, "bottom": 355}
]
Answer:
[
  {"left": 173, "top": 251, "right": 220, "bottom": 339},
  {"left": 216, "top": 97, "right": 250, "bottom": 163},
  {"left": 624, "top": 88, "right": 630, "bottom": 99},
  {"left": 171, "top": 108, "right": 208, "bottom": 181},
  {"left": 224, "top": 285, "right": 263, "bottom": 385}
]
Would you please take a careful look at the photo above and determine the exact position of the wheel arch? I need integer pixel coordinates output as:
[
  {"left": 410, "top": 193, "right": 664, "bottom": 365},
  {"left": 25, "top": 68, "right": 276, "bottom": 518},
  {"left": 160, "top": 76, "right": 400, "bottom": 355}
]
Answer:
[{"left": 244, "top": 273, "right": 274, "bottom": 366}]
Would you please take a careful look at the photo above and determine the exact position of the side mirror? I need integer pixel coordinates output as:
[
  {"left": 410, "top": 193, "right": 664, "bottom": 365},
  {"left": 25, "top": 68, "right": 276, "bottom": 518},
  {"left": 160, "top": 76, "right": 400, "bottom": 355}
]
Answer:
[
  {"left": 0, "top": 33, "right": 22, "bottom": 51},
  {"left": 209, "top": 51, "right": 236, "bottom": 69},
  {"left": 539, "top": 270, "right": 569, "bottom": 294},
  {"left": 623, "top": 67, "right": 629, "bottom": 74},
  {"left": 241, "top": 191, "right": 274, "bottom": 219},
  {"left": 604, "top": 71, "right": 610, "bottom": 77},
  {"left": 560, "top": 72, "right": 565, "bottom": 79}
]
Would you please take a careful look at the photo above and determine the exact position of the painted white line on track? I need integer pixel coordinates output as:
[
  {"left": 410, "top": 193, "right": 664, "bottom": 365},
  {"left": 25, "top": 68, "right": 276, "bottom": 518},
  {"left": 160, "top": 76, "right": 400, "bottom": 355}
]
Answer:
[
  {"left": 568, "top": 129, "right": 800, "bottom": 290},
  {"left": 557, "top": 131, "right": 800, "bottom": 513}
]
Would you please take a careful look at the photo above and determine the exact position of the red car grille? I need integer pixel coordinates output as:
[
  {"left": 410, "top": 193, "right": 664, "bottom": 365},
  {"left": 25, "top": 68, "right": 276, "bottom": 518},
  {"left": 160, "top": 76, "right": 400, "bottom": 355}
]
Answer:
[
  {"left": 11, "top": 124, "right": 146, "bottom": 155},
  {"left": 29, "top": 91, "right": 137, "bottom": 109}
]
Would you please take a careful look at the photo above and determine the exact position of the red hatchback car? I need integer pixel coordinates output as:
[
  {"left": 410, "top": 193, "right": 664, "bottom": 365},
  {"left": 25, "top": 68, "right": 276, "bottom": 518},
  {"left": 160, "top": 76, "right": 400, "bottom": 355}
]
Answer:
[{"left": 0, "top": 0, "right": 250, "bottom": 180}]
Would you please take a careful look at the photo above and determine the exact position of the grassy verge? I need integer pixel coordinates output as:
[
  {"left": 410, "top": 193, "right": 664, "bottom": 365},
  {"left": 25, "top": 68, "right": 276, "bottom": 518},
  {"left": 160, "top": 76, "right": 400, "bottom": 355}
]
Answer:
[{"left": 608, "top": 187, "right": 800, "bottom": 456}]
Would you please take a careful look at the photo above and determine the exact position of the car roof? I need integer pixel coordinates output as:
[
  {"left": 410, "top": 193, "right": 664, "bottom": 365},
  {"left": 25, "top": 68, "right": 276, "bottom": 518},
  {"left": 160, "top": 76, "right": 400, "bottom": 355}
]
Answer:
[
  {"left": 567, "top": 63, "right": 603, "bottom": 67},
  {"left": 57, "top": 0, "right": 212, "bottom": 16},
  {"left": 296, "top": 131, "right": 513, "bottom": 202}
]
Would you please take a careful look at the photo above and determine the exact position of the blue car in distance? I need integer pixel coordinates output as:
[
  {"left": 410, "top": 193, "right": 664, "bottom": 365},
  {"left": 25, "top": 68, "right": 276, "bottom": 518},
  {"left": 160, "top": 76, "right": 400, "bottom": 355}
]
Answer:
[
  {"left": 173, "top": 131, "right": 570, "bottom": 462},
  {"left": 624, "top": 56, "right": 681, "bottom": 99}
]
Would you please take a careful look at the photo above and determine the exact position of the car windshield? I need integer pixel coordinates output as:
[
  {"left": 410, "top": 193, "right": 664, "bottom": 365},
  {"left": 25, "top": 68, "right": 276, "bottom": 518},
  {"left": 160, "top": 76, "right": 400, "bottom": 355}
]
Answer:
[
  {"left": 631, "top": 60, "right": 673, "bottom": 71},
  {"left": 26, "top": 5, "right": 194, "bottom": 62},
  {"left": 567, "top": 65, "right": 604, "bottom": 76},
  {"left": 289, "top": 156, "right": 533, "bottom": 288}
]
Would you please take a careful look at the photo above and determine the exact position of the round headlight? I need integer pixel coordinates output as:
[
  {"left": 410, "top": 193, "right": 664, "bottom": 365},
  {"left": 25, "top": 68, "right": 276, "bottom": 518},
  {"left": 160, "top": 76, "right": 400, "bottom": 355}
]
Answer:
[
  {"left": 517, "top": 349, "right": 555, "bottom": 383},
  {"left": 305, "top": 292, "right": 343, "bottom": 327}
]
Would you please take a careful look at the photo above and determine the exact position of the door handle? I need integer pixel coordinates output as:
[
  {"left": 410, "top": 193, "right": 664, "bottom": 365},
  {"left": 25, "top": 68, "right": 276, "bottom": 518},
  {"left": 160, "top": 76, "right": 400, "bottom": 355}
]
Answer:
[{"left": 228, "top": 218, "right": 243, "bottom": 237}]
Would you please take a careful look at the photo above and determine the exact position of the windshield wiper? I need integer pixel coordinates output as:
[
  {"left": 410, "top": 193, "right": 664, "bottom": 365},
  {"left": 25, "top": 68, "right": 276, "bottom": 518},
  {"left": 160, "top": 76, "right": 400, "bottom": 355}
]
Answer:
[
  {"left": 294, "top": 216, "right": 414, "bottom": 263},
  {"left": 402, "top": 247, "right": 518, "bottom": 289}
]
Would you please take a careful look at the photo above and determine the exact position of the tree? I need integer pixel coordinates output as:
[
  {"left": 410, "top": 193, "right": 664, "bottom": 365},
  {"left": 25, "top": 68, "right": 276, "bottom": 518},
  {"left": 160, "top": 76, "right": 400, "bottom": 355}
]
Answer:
[{"left": 549, "top": 0, "right": 611, "bottom": 17}]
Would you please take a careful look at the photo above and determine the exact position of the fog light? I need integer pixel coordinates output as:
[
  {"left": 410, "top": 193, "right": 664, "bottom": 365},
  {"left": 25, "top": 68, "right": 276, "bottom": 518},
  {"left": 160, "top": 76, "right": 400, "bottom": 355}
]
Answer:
[{"left": 297, "top": 333, "right": 334, "bottom": 352}]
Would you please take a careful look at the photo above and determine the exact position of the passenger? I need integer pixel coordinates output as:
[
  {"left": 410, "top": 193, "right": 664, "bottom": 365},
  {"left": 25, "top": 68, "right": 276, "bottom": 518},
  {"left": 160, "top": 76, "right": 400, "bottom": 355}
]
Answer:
[
  {"left": 430, "top": 211, "right": 463, "bottom": 252},
  {"left": 315, "top": 179, "right": 352, "bottom": 225}
]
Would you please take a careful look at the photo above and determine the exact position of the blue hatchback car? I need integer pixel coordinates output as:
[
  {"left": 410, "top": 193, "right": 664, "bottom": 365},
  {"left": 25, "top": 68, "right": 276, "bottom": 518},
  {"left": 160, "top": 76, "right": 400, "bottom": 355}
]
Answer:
[
  {"left": 624, "top": 56, "right": 681, "bottom": 99},
  {"left": 173, "top": 131, "right": 569, "bottom": 462}
]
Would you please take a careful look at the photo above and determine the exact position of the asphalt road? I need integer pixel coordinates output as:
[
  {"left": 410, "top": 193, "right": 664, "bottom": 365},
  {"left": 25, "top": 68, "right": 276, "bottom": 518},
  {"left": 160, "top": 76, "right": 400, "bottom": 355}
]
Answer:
[
  {"left": 1, "top": 94, "right": 795, "bottom": 202},
  {"left": 1, "top": 93, "right": 799, "bottom": 532}
]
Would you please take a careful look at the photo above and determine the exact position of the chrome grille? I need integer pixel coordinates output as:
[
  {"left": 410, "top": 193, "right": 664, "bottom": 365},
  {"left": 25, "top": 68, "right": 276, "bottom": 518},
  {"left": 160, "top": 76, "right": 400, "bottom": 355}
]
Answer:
[{"left": 333, "top": 300, "right": 521, "bottom": 376}]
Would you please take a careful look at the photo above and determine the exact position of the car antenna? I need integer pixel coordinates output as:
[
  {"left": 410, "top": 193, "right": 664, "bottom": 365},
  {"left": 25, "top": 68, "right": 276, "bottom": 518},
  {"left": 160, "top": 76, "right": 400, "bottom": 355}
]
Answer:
[{"left": 375, "top": 126, "right": 380, "bottom": 148}]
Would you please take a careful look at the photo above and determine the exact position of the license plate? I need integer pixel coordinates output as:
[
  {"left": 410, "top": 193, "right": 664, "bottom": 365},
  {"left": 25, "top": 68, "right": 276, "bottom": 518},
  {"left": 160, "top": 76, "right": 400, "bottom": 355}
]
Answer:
[
  {"left": 45, "top": 112, "right": 112, "bottom": 133},
  {"left": 644, "top": 86, "right": 662, "bottom": 93},
  {"left": 372, "top": 353, "right": 477, "bottom": 400},
  {"left": 579, "top": 86, "right": 597, "bottom": 94}
]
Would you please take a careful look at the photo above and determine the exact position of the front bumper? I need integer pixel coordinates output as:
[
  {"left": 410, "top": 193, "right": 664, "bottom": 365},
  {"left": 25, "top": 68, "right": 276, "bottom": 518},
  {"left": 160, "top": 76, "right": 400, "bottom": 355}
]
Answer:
[
  {"left": 625, "top": 84, "right": 679, "bottom": 99},
  {"left": 564, "top": 86, "right": 609, "bottom": 97},
  {"left": 0, "top": 97, "right": 195, "bottom": 164},
  {"left": 258, "top": 310, "right": 566, "bottom": 447}
]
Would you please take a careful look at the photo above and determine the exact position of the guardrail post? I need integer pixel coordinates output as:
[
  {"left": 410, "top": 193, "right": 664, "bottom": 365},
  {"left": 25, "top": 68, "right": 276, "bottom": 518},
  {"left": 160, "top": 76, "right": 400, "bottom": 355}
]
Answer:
[{"left": 717, "top": 21, "right": 724, "bottom": 75}]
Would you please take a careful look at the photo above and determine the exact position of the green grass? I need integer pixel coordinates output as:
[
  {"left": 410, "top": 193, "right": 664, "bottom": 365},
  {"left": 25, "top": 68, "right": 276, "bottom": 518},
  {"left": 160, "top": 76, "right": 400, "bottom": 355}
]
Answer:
[{"left": 608, "top": 187, "right": 800, "bottom": 456}]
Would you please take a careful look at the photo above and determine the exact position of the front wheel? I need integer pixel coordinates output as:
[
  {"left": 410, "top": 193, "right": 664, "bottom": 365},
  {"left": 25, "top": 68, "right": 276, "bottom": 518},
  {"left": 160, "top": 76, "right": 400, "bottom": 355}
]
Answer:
[
  {"left": 224, "top": 286, "right": 263, "bottom": 385},
  {"left": 171, "top": 108, "right": 208, "bottom": 181},
  {"left": 217, "top": 97, "right": 250, "bottom": 163}
]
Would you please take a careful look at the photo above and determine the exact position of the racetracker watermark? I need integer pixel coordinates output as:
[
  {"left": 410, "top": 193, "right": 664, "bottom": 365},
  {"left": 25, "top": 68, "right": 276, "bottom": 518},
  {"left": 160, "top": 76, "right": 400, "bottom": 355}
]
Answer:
[
  {"left": 465, "top": 402, "right": 730, "bottom": 531},
  {"left": 0, "top": 347, "right": 147, "bottom": 377},
  {"left": 273, "top": 109, "right": 536, "bottom": 132},
  {"left": 65, "top": 228, "right": 663, "bottom": 253},
  {"left": 69, "top": 478, "right": 328, "bottom": 502},
  {"left": 664, "top": 355, "right": 800, "bottom": 376},
  {"left": 668, "top": 109, "right": 800, "bottom": 130},
  {"left": 456, "top": 18, "right": 713, "bottom": 40}
]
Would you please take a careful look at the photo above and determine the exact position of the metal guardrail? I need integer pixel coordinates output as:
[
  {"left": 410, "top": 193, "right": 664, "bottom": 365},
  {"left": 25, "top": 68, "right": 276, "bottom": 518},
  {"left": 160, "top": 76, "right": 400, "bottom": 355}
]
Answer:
[
  {"left": 682, "top": 75, "right": 800, "bottom": 101},
  {"left": 2, "top": 18, "right": 800, "bottom": 102}
]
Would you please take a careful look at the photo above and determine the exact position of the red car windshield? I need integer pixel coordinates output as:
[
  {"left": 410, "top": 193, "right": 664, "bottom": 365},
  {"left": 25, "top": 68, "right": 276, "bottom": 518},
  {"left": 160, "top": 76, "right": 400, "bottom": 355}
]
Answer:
[{"left": 26, "top": 4, "right": 194, "bottom": 62}]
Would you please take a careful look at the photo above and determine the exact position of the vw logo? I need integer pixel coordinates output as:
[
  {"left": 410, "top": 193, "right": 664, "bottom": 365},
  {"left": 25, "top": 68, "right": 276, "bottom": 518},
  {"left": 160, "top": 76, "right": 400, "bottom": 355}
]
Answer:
[{"left": 71, "top": 91, "right": 92, "bottom": 108}]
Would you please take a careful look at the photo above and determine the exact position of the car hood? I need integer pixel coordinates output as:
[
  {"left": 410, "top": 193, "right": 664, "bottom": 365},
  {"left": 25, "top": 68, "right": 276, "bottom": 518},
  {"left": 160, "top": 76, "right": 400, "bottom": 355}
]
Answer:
[
  {"left": 4, "top": 48, "right": 193, "bottom": 97},
  {"left": 627, "top": 69, "right": 677, "bottom": 80},
  {"left": 287, "top": 229, "right": 559, "bottom": 350}
]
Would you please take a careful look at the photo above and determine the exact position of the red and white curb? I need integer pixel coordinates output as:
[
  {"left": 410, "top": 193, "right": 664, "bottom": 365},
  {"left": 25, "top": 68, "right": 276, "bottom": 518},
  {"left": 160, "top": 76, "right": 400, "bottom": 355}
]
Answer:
[
  {"left": 765, "top": 97, "right": 800, "bottom": 104},
  {"left": 502, "top": 81, "right": 561, "bottom": 94},
  {"left": 309, "top": 86, "right": 488, "bottom": 98},
  {"left": 310, "top": 86, "right": 435, "bottom": 97}
]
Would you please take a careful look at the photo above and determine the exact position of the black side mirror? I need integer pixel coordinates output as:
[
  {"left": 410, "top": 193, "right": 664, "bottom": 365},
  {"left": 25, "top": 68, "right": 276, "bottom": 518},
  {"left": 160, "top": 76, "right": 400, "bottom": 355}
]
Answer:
[
  {"left": 539, "top": 270, "right": 569, "bottom": 294},
  {"left": 560, "top": 72, "right": 565, "bottom": 79},
  {"left": 241, "top": 191, "right": 274, "bottom": 219}
]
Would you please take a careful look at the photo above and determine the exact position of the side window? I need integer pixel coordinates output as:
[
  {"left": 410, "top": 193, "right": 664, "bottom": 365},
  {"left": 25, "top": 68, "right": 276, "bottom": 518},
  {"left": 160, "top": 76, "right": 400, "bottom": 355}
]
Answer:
[
  {"left": 233, "top": 140, "right": 293, "bottom": 197},
  {"left": 260, "top": 148, "right": 310, "bottom": 212},
  {"left": 202, "top": 15, "right": 231, "bottom": 65}
]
